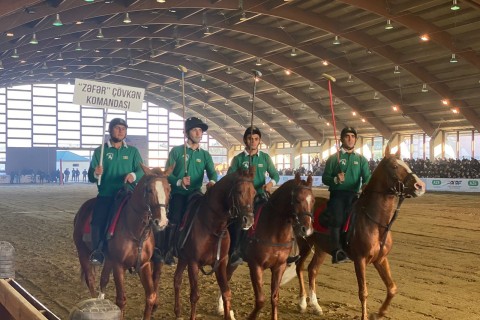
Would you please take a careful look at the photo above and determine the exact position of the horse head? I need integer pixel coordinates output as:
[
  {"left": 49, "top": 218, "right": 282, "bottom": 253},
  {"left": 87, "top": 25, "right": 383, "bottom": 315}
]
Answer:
[
  {"left": 139, "top": 164, "right": 173, "bottom": 232},
  {"left": 291, "top": 173, "right": 315, "bottom": 237},
  {"left": 379, "top": 146, "right": 426, "bottom": 198},
  {"left": 231, "top": 165, "right": 256, "bottom": 230}
]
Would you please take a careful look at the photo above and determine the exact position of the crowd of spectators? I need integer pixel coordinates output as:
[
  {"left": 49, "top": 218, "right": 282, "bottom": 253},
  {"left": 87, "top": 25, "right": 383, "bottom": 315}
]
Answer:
[{"left": 278, "top": 157, "right": 480, "bottom": 179}]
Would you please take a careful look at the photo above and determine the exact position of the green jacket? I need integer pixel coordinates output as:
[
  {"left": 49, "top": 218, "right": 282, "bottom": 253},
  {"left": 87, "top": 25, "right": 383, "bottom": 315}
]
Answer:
[
  {"left": 88, "top": 140, "right": 144, "bottom": 197},
  {"left": 227, "top": 150, "right": 279, "bottom": 195},
  {"left": 166, "top": 144, "right": 217, "bottom": 195},
  {"left": 322, "top": 149, "right": 371, "bottom": 193}
]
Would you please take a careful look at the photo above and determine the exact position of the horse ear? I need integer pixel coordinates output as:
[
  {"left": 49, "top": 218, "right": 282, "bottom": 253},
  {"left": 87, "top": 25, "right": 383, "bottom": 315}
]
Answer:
[
  {"left": 395, "top": 147, "right": 401, "bottom": 159},
  {"left": 141, "top": 163, "right": 152, "bottom": 175},
  {"left": 164, "top": 164, "right": 175, "bottom": 176},
  {"left": 307, "top": 174, "right": 313, "bottom": 186},
  {"left": 384, "top": 145, "right": 391, "bottom": 157},
  {"left": 294, "top": 172, "right": 301, "bottom": 183}
]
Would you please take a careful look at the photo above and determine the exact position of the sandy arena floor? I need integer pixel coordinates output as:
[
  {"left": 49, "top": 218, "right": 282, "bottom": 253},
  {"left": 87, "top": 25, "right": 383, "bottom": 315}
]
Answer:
[{"left": 0, "top": 183, "right": 479, "bottom": 319}]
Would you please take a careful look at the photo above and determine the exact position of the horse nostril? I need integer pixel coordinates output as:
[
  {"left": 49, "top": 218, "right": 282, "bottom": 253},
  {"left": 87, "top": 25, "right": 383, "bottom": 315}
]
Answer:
[
  {"left": 301, "top": 226, "right": 306, "bottom": 235},
  {"left": 243, "top": 216, "right": 248, "bottom": 225}
]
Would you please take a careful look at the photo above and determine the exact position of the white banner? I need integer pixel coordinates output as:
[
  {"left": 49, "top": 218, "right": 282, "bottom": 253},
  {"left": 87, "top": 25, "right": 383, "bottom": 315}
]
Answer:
[
  {"left": 73, "top": 79, "right": 145, "bottom": 112},
  {"left": 424, "top": 178, "right": 480, "bottom": 192}
]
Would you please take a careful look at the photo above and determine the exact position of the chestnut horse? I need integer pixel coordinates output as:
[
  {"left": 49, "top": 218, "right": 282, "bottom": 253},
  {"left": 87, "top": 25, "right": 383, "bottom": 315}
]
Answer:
[
  {"left": 73, "top": 165, "right": 172, "bottom": 320},
  {"left": 219, "top": 173, "right": 315, "bottom": 320},
  {"left": 171, "top": 167, "right": 256, "bottom": 320},
  {"left": 294, "top": 147, "right": 425, "bottom": 320}
]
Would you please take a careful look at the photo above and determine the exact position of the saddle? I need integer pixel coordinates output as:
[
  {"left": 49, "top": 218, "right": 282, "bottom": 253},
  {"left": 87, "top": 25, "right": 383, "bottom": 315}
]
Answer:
[
  {"left": 174, "top": 191, "right": 204, "bottom": 252},
  {"left": 82, "top": 188, "right": 133, "bottom": 243}
]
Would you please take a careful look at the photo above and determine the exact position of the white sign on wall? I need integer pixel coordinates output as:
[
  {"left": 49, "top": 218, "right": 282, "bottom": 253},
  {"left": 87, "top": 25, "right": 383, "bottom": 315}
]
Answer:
[{"left": 73, "top": 78, "right": 145, "bottom": 113}]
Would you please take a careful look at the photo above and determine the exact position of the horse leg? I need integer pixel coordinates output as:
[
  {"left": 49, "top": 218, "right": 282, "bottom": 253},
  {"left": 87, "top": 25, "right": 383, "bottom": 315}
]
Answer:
[
  {"left": 173, "top": 259, "right": 188, "bottom": 318},
  {"left": 214, "top": 260, "right": 233, "bottom": 320},
  {"left": 307, "top": 250, "right": 327, "bottom": 315},
  {"left": 78, "top": 246, "right": 96, "bottom": 297},
  {"left": 187, "top": 262, "right": 200, "bottom": 320},
  {"left": 248, "top": 264, "right": 265, "bottom": 320},
  {"left": 217, "top": 264, "right": 238, "bottom": 316},
  {"left": 152, "top": 260, "right": 163, "bottom": 313},
  {"left": 354, "top": 258, "right": 369, "bottom": 320},
  {"left": 138, "top": 261, "right": 156, "bottom": 320},
  {"left": 112, "top": 265, "right": 127, "bottom": 318},
  {"left": 99, "top": 260, "right": 112, "bottom": 299},
  {"left": 372, "top": 257, "right": 397, "bottom": 319},
  {"left": 295, "top": 237, "right": 311, "bottom": 312},
  {"left": 270, "top": 262, "right": 287, "bottom": 320}
]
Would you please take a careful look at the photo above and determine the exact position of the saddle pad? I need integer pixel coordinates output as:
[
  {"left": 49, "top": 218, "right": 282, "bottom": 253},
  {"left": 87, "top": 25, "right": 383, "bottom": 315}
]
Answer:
[
  {"left": 313, "top": 202, "right": 352, "bottom": 234},
  {"left": 107, "top": 196, "right": 130, "bottom": 239}
]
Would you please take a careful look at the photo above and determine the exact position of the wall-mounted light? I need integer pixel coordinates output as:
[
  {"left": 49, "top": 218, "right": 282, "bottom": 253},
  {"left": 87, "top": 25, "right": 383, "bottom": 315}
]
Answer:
[
  {"left": 97, "top": 28, "right": 104, "bottom": 38},
  {"left": 421, "top": 83, "right": 428, "bottom": 93},
  {"left": 347, "top": 74, "right": 353, "bottom": 83},
  {"left": 11, "top": 49, "right": 19, "bottom": 59},
  {"left": 290, "top": 48, "right": 297, "bottom": 57},
  {"left": 332, "top": 35, "right": 340, "bottom": 45},
  {"left": 394, "top": 65, "right": 400, "bottom": 74},
  {"left": 255, "top": 58, "right": 262, "bottom": 66}
]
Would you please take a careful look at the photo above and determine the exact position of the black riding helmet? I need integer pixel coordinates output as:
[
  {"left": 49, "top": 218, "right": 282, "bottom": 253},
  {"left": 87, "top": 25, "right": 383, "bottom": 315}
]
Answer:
[
  {"left": 243, "top": 126, "right": 262, "bottom": 143},
  {"left": 108, "top": 118, "right": 128, "bottom": 135},
  {"left": 185, "top": 117, "right": 208, "bottom": 132},
  {"left": 340, "top": 126, "right": 357, "bottom": 140}
]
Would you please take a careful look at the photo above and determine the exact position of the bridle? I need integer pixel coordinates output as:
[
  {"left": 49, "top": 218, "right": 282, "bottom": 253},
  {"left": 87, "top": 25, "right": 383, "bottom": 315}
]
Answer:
[
  {"left": 228, "top": 177, "right": 254, "bottom": 221},
  {"left": 290, "top": 184, "right": 314, "bottom": 238}
]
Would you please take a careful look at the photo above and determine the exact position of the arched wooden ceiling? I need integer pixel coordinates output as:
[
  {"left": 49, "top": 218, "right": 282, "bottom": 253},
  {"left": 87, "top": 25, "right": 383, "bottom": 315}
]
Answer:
[{"left": 1, "top": 0, "right": 480, "bottom": 148}]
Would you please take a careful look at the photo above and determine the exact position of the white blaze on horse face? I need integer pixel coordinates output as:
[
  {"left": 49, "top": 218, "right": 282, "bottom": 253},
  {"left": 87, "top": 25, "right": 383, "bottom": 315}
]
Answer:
[
  {"left": 306, "top": 194, "right": 313, "bottom": 213},
  {"left": 155, "top": 180, "right": 168, "bottom": 228},
  {"left": 396, "top": 159, "right": 425, "bottom": 196},
  {"left": 396, "top": 158, "right": 412, "bottom": 173}
]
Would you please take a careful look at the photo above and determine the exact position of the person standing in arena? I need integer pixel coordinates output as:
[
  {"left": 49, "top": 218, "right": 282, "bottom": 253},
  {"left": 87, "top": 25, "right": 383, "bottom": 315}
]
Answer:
[
  {"left": 88, "top": 118, "right": 144, "bottom": 265},
  {"left": 322, "top": 127, "right": 371, "bottom": 264}
]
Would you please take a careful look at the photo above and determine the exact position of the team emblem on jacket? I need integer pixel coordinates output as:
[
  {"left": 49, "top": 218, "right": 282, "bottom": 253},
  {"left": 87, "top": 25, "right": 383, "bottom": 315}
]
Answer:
[
  {"left": 196, "top": 159, "right": 202, "bottom": 163},
  {"left": 340, "top": 159, "right": 347, "bottom": 165},
  {"left": 123, "top": 156, "right": 128, "bottom": 160},
  {"left": 106, "top": 153, "right": 114, "bottom": 160}
]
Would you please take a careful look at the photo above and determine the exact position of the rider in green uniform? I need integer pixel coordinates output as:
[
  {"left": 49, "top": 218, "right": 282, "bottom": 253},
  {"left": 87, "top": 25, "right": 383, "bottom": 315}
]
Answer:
[
  {"left": 88, "top": 118, "right": 144, "bottom": 265},
  {"left": 227, "top": 126, "right": 279, "bottom": 266},
  {"left": 158, "top": 117, "right": 217, "bottom": 265},
  {"left": 322, "top": 127, "right": 371, "bottom": 264}
]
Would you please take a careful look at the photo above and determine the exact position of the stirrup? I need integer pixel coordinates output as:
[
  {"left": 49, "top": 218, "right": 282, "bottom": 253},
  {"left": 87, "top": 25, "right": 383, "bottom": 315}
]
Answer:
[
  {"left": 164, "top": 251, "right": 176, "bottom": 266},
  {"left": 286, "top": 255, "right": 300, "bottom": 265},
  {"left": 229, "top": 252, "right": 243, "bottom": 267},
  {"left": 89, "top": 250, "right": 104, "bottom": 266},
  {"left": 331, "top": 250, "right": 350, "bottom": 264}
]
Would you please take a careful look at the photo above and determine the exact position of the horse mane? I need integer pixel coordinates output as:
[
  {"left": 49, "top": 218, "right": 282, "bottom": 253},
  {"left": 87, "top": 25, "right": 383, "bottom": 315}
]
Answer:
[{"left": 269, "top": 179, "right": 296, "bottom": 203}]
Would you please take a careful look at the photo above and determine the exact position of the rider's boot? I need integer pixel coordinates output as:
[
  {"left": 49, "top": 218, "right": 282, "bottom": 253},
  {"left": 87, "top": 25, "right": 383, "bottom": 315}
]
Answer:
[
  {"left": 163, "top": 224, "right": 176, "bottom": 266},
  {"left": 229, "top": 229, "right": 245, "bottom": 267},
  {"left": 89, "top": 226, "right": 105, "bottom": 266},
  {"left": 152, "top": 230, "right": 165, "bottom": 264},
  {"left": 330, "top": 227, "right": 349, "bottom": 264}
]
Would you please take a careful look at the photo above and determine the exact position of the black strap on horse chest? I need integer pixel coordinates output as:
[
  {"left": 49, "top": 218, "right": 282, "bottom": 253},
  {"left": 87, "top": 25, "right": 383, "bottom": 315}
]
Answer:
[{"left": 378, "top": 196, "right": 405, "bottom": 256}]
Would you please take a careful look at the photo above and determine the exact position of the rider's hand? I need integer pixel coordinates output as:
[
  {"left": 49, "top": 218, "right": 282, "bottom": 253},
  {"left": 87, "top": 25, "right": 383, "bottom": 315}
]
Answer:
[
  {"left": 206, "top": 181, "right": 215, "bottom": 190},
  {"left": 263, "top": 181, "right": 273, "bottom": 193},
  {"left": 182, "top": 176, "right": 191, "bottom": 188},
  {"left": 124, "top": 173, "right": 135, "bottom": 184},
  {"left": 337, "top": 172, "right": 345, "bottom": 184},
  {"left": 94, "top": 165, "right": 103, "bottom": 176}
]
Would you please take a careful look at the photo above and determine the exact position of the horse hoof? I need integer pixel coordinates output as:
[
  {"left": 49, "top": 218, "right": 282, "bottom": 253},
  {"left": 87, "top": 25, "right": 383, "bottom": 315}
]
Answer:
[
  {"left": 230, "top": 310, "right": 236, "bottom": 320},
  {"left": 369, "top": 314, "right": 379, "bottom": 320}
]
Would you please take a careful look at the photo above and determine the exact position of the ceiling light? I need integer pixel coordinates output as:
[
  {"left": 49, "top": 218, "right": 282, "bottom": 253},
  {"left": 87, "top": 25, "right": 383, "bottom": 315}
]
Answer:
[
  {"left": 392, "top": 105, "right": 398, "bottom": 111},
  {"left": 57, "top": 53, "right": 63, "bottom": 61},
  {"left": 157, "top": 0, "right": 166, "bottom": 2},
  {"left": 204, "top": 26, "right": 212, "bottom": 35},
  {"left": 85, "top": 0, "right": 94, "bottom": 2},
  {"left": 373, "top": 91, "right": 380, "bottom": 100},
  {"left": 347, "top": 74, "right": 353, "bottom": 83},
  {"left": 53, "top": 14, "right": 63, "bottom": 26},
  {"left": 249, "top": 96, "right": 253, "bottom": 102},
  {"left": 394, "top": 65, "right": 400, "bottom": 74},
  {"left": 285, "top": 69, "right": 291, "bottom": 75},
  {"left": 290, "top": 48, "right": 297, "bottom": 57},
  {"left": 201, "top": 75, "right": 206, "bottom": 82},
  {"left": 225, "top": 99, "right": 229, "bottom": 105},
  {"left": 421, "top": 83, "right": 428, "bottom": 93},
  {"left": 0, "top": 60, "right": 3, "bottom": 70},
  {"left": 322, "top": 60, "right": 329, "bottom": 66},
  {"left": 123, "top": 13, "right": 132, "bottom": 23},
  {"left": 451, "top": 0, "right": 460, "bottom": 10},
  {"left": 42, "top": 62, "right": 48, "bottom": 70},
  {"left": 75, "top": 42, "right": 83, "bottom": 51},
  {"left": 332, "top": 35, "right": 340, "bottom": 45},
  {"left": 451, "top": 107, "right": 459, "bottom": 113},
  {"left": 441, "top": 99, "right": 449, "bottom": 105},
  {"left": 309, "top": 83, "right": 314, "bottom": 90},
  {"left": 420, "top": 34, "right": 429, "bottom": 41},
  {"left": 97, "top": 28, "right": 104, "bottom": 38},
  {"left": 361, "top": 118, "right": 366, "bottom": 123},
  {"left": 352, "top": 111, "right": 356, "bottom": 116},
  {"left": 225, "top": 67, "right": 233, "bottom": 74},
  {"left": 239, "top": 11, "right": 247, "bottom": 21},
  {"left": 6, "top": 32, "right": 14, "bottom": 37},
  {"left": 450, "top": 53, "right": 458, "bottom": 63},
  {"left": 29, "top": 33, "right": 38, "bottom": 44},
  {"left": 11, "top": 49, "right": 19, "bottom": 59},
  {"left": 255, "top": 58, "right": 262, "bottom": 66},
  {"left": 385, "top": 19, "right": 393, "bottom": 30}
]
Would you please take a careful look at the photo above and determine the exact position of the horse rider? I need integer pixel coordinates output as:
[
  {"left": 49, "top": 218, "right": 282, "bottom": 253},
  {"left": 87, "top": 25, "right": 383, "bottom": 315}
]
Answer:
[
  {"left": 157, "top": 117, "right": 217, "bottom": 266},
  {"left": 227, "top": 126, "right": 280, "bottom": 266},
  {"left": 88, "top": 118, "right": 144, "bottom": 265},
  {"left": 322, "top": 126, "right": 371, "bottom": 264}
]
